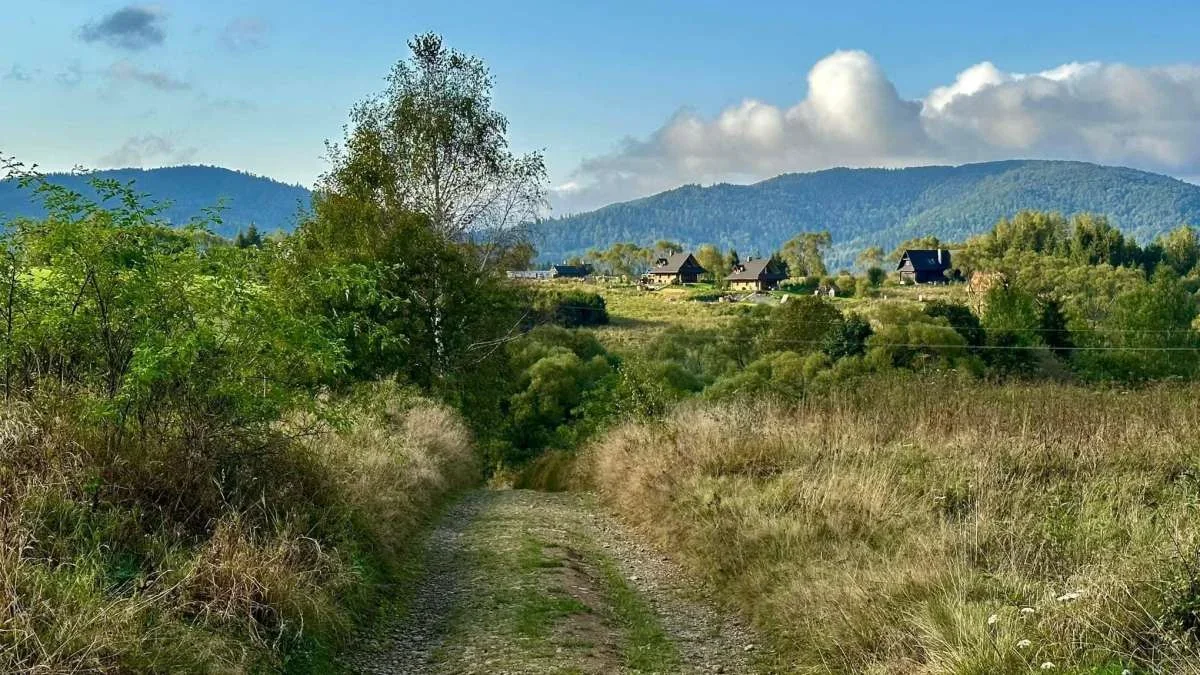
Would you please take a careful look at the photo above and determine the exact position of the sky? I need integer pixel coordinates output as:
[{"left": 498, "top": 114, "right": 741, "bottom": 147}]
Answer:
[{"left": 3, "top": 0, "right": 1200, "bottom": 214}]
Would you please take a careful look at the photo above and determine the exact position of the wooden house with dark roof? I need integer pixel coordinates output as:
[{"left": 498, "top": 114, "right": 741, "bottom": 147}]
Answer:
[
  {"left": 726, "top": 257, "right": 788, "bottom": 291},
  {"left": 896, "top": 249, "right": 952, "bottom": 284},
  {"left": 551, "top": 264, "right": 592, "bottom": 279},
  {"left": 646, "top": 252, "right": 706, "bottom": 285}
]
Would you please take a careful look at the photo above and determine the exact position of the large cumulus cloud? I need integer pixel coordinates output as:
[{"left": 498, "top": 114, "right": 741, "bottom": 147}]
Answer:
[{"left": 555, "top": 52, "right": 1200, "bottom": 213}]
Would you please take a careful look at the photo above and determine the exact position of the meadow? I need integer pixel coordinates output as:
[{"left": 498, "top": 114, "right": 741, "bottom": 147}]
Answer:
[{"left": 589, "top": 377, "right": 1200, "bottom": 673}]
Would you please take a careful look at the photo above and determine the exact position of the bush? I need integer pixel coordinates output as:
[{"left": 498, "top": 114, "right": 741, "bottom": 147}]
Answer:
[{"left": 532, "top": 289, "right": 609, "bottom": 327}]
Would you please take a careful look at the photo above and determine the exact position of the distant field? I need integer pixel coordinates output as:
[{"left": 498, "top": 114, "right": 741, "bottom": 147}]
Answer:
[{"left": 573, "top": 279, "right": 968, "bottom": 348}]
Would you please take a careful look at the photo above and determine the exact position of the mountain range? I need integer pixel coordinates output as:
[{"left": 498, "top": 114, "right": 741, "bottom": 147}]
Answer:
[
  {"left": 5, "top": 161, "right": 1200, "bottom": 268},
  {"left": 0, "top": 166, "right": 312, "bottom": 238},
  {"left": 537, "top": 160, "right": 1200, "bottom": 268}
]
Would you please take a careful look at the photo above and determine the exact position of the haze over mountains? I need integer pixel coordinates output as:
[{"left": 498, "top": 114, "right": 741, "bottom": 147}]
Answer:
[
  {"left": 5, "top": 161, "right": 1200, "bottom": 269},
  {"left": 538, "top": 160, "right": 1200, "bottom": 268},
  {"left": 0, "top": 166, "right": 311, "bottom": 238}
]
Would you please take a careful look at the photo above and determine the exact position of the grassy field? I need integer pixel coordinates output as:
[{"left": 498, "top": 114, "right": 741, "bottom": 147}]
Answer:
[
  {"left": 588, "top": 376, "right": 1200, "bottom": 674},
  {"left": 568, "top": 278, "right": 969, "bottom": 349}
]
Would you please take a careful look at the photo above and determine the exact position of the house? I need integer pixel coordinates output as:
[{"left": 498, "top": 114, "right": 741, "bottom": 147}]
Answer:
[
  {"left": 506, "top": 263, "right": 593, "bottom": 281},
  {"left": 507, "top": 270, "right": 554, "bottom": 280},
  {"left": 725, "top": 257, "right": 788, "bottom": 291},
  {"left": 551, "top": 264, "right": 592, "bottom": 279},
  {"left": 896, "top": 249, "right": 952, "bottom": 284},
  {"left": 645, "top": 252, "right": 706, "bottom": 285}
]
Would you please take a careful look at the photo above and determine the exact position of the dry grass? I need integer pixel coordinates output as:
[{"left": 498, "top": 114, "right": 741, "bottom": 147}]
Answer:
[
  {"left": 0, "top": 382, "right": 477, "bottom": 672},
  {"left": 588, "top": 376, "right": 1200, "bottom": 673}
]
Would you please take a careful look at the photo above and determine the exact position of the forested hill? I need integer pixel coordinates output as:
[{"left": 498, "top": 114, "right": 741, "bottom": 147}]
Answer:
[
  {"left": 538, "top": 160, "right": 1200, "bottom": 267},
  {"left": 0, "top": 166, "right": 312, "bottom": 237}
]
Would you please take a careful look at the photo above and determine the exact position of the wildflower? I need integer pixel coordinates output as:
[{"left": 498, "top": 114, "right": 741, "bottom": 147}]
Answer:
[
  {"left": 1055, "top": 591, "right": 1080, "bottom": 602},
  {"left": 1040, "top": 663, "right": 1055, "bottom": 670},
  {"left": 1020, "top": 607, "right": 1035, "bottom": 616},
  {"left": 1016, "top": 639, "right": 1032, "bottom": 649},
  {"left": 987, "top": 613, "right": 999, "bottom": 626}
]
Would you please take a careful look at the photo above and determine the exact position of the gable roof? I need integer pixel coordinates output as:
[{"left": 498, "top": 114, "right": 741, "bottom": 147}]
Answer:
[
  {"left": 552, "top": 264, "right": 592, "bottom": 277},
  {"left": 897, "top": 249, "right": 951, "bottom": 272},
  {"left": 648, "top": 252, "right": 705, "bottom": 275},
  {"left": 726, "top": 258, "right": 787, "bottom": 281}
]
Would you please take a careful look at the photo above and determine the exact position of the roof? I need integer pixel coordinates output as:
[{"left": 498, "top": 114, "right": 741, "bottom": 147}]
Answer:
[
  {"left": 647, "top": 252, "right": 704, "bottom": 275},
  {"left": 552, "top": 264, "right": 592, "bottom": 277},
  {"left": 896, "top": 249, "right": 951, "bottom": 272},
  {"left": 726, "top": 258, "right": 787, "bottom": 282}
]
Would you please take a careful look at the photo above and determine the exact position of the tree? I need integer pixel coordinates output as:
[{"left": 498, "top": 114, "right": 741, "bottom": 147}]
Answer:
[
  {"left": 781, "top": 231, "right": 831, "bottom": 277},
  {"left": 856, "top": 246, "right": 884, "bottom": 270},
  {"left": 234, "top": 223, "right": 263, "bottom": 248},
  {"left": 654, "top": 240, "right": 683, "bottom": 256},
  {"left": 1067, "top": 213, "right": 1134, "bottom": 267},
  {"left": 1155, "top": 225, "right": 1200, "bottom": 276},
  {"left": 323, "top": 33, "right": 547, "bottom": 269},
  {"left": 981, "top": 283, "right": 1043, "bottom": 374},
  {"left": 1078, "top": 268, "right": 1199, "bottom": 380},
  {"left": 823, "top": 313, "right": 872, "bottom": 360},
  {"left": 769, "top": 295, "right": 843, "bottom": 353},
  {"left": 924, "top": 300, "right": 985, "bottom": 348},
  {"left": 726, "top": 248, "right": 741, "bottom": 271},
  {"left": 866, "top": 266, "right": 887, "bottom": 288},
  {"left": 695, "top": 244, "right": 728, "bottom": 285},
  {"left": 597, "top": 242, "right": 651, "bottom": 278}
]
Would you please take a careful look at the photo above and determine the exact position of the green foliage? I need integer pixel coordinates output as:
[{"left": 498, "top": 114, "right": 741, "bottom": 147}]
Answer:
[
  {"left": 1074, "top": 269, "right": 1200, "bottom": 380},
  {"left": 532, "top": 289, "right": 608, "bottom": 328},
  {"left": 588, "top": 241, "right": 652, "bottom": 278},
  {"left": 866, "top": 304, "right": 973, "bottom": 371},
  {"left": 781, "top": 230, "right": 831, "bottom": 277},
  {"left": 856, "top": 245, "right": 884, "bottom": 270},
  {"left": 866, "top": 266, "right": 887, "bottom": 288},
  {"left": 822, "top": 313, "right": 872, "bottom": 360},
  {"left": 0, "top": 171, "right": 339, "bottom": 446},
  {"left": 769, "top": 295, "right": 843, "bottom": 353},
  {"left": 694, "top": 243, "right": 730, "bottom": 284},
  {"left": 924, "top": 300, "right": 985, "bottom": 347}
]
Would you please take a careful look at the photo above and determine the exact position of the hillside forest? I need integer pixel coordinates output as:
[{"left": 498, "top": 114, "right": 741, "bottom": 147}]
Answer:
[{"left": 3, "top": 32, "right": 1200, "bottom": 675}]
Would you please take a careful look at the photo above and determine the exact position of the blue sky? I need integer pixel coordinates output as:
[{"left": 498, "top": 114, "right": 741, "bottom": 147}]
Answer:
[{"left": 4, "top": 1, "right": 1200, "bottom": 212}]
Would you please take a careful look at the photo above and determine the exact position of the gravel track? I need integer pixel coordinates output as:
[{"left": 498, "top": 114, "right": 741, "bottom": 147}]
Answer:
[{"left": 349, "top": 489, "right": 766, "bottom": 674}]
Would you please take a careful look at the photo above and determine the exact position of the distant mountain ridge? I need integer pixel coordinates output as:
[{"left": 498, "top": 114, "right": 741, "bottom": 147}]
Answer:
[
  {"left": 537, "top": 160, "right": 1200, "bottom": 268},
  {"left": 0, "top": 166, "right": 313, "bottom": 238}
]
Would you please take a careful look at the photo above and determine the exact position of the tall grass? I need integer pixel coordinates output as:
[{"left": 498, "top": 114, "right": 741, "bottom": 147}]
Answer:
[
  {"left": 589, "top": 375, "right": 1200, "bottom": 673},
  {"left": 0, "top": 382, "right": 477, "bottom": 672}
]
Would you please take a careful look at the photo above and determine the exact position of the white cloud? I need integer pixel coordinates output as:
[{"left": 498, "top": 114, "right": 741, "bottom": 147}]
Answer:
[{"left": 557, "top": 52, "right": 1200, "bottom": 213}]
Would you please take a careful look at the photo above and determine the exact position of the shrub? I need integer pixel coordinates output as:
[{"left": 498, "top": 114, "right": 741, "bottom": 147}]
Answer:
[{"left": 531, "top": 289, "right": 609, "bottom": 327}]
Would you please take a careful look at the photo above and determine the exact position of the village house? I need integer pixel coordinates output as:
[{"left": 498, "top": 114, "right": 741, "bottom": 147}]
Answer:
[
  {"left": 506, "top": 263, "right": 593, "bottom": 281},
  {"left": 725, "top": 257, "right": 787, "bottom": 291},
  {"left": 896, "top": 248, "right": 953, "bottom": 284},
  {"left": 646, "top": 252, "right": 706, "bottom": 285},
  {"left": 550, "top": 263, "right": 592, "bottom": 279}
]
